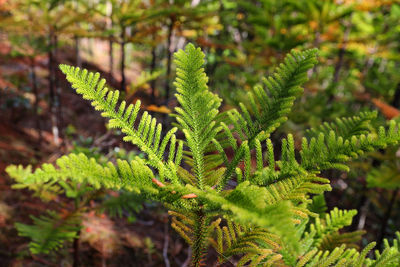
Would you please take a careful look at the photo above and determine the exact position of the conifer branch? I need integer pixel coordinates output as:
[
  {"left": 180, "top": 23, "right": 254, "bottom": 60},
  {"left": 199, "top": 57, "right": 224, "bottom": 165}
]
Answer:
[
  {"left": 59, "top": 65, "right": 183, "bottom": 182},
  {"left": 6, "top": 153, "right": 157, "bottom": 194},
  {"left": 172, "top": 44, "right": 222, "bottom": 190},
  {"left": 219, "top": 48, "right": 319, "bottom": 190}
]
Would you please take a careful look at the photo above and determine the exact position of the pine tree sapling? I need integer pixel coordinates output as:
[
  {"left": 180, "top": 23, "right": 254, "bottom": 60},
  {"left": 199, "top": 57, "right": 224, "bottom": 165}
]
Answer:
[{"left": 7, "top": 44, "right": 400, "bottom": 266}]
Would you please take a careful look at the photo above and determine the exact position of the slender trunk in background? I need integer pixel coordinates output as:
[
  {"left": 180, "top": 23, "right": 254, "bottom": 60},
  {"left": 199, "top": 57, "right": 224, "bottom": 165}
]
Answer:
[
  {"left": 328, "top": 19, "right": 352, "bottom": 103},
  {"left": 164, "top": 17, "right": 174, "bottom": 101},
  {"left": 120, "top": 26, "right": 126, "bottom": 92},
  {"left": 163, "top": 223, "right": 170, "bottom": 267},
  {"left": 391, "top": 83, "right": 400, "bottom": 108},
  {"left": 377, "top": 189, "right": 398, "bottom": 250},
  {"left": 373, "top": 92, "right": 400, "bottom": 244},
  {"left": 88, "top": 25, "right": 94, "bottom": 58},
  {"left": 48, "top": 31, "right": 60, "bottom": 146},
  {"left": 362, "top": 46, "right": 377, "bottom": 78},
  {"left": 73, "top": 0, "right": 81, "bottom": 67},
  {"left": 109, "top": 38, "right": 114, "bottom": 80},
  {"left": 313, "top": 29, "right": 321, "bottom": 49},
  {"left": 333, "top": 20, "right": 351, "bottom": 84},
  {"left": 75, "top": 36, "right": 81, "bottom": 67},
  {"left": 350, "top": 185, "right": 370, "bottom": 231},
  {"left": 350, "top": 185, "right": 366, "bottom": 231},
  {"left": 72, "top": 195, "right": 81, "bottom": 267},
  {"left": 53, "top": 33, "right": 64, "bottom": 145},
  {"left": 150, "top": 43, "right": 157, "bottom": 102},
  {"left": 309, "top": 27, "right": 322, "bottom": 76},
  {"left": 351, "top": 149, "right": 381, "bottom": 231},
  {"left": 362, "top": 16, "right": 389, "bottom": 82},
  {"left": 206, "top": 0, "right": 226, "bottom": 86},
  {"left": 30, "top": 57, "right": 42, "bottom": 144},
  {"left": 73, "top": 230, "right": 81, "bottom": 267},
  {"left": 107, "top": 1, "right": 113, "bottom": 80}
]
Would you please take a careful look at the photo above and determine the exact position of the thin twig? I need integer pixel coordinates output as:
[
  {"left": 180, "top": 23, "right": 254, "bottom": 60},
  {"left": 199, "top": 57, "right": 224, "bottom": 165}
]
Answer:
[
  {"left": 181, "top": 247, "right": 192, "bottom": 267},
  {"left": 377, "top": 189, "right": 399, "bottom": 249},
  {"left": 32, "top": 255, "right": 58, "bottom": 267},
  {"left": 163, "top": 223, "right": 170, "bottom": 267},
  {"left": 73, "top": 229, "right": 80, "bottom": 267}
]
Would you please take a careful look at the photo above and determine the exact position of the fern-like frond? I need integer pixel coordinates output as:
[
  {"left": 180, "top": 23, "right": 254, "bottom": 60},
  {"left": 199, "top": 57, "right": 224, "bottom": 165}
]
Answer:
[
  {"left": 6, "top": 153, "right": 157, "bottom": 195},
  {"left": 15, "top": 210, "right": 81, "bottom": 254},
  {"left": 289, "top": 213, "right": 400, "bottom": 267},
  {"left": 59, "top": 65, "right": 183, "bottom": 182},
  {"left": 250, "top": 135, "right": 332, "bottom": 208},
  {"left": 168, "top": 210, "right": 197, "bottom": 246},
  {"left": 307, "top": 208, "right": 358, "bottom": 249},
  {"left": 280, "top": 208, "right": 364, "bottom": 266},
  {"left": 10, "top": 165, "right": 63, "bottom": 202},
  {"left": 293, "top": 232, "right": 400, "bottom": 267},
  {"left": 232, "top": 48, "right": 319, "bottom": 142},
  {"left": 306, "top": 111, "right": 377, "bottom": 140},
  {"left": 301, "top": 120, "right": 400, "bottom": 172},
  {"left": 212, "top": 221, "right": 283, "bottom": 267},
  {"left": 295, "top": 245, "right": 359, "bottom": 267},
  {"left": 318, "top": 230, "right": 365, "bottom": 251},
  {"left": 101, "top": 190, "right": 145, "bottom": 218},
  {"left": 308, "top": 194, "right": 328, "bottom": 217},
  {"left": 218, "top": 49, "right": 318, "bottom": 189},
  {"left": 367, "top": 162, "right": 400, "bottom": 189},
  {"left": 172, "top": 44, "right": 222, "bottom": 189},
  {"left": 367, "top": 232, "right": 400, "bottom": 267},
  {"left": 261, "top": 172, "right": 331, "bottom": 205}
]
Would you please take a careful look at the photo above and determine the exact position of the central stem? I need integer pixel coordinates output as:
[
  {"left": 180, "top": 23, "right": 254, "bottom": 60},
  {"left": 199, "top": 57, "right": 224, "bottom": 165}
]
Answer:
[{"left": 191, "top": 208, "right": 208, "bottom": 267}]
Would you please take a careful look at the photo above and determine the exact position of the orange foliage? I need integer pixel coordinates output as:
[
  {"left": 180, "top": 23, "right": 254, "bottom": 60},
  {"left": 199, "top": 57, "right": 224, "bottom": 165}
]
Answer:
[
  {"left": 309, "top": 21, "right": 318, "bottom": 31},
  {"left": 196, "top": 36, "right": 234, "bottom": 50},
  {"left": 340, "top": 0, "right": 394, "bottom": 11},
  {"left": 146, "top": 105, "right": 171, "bottom": 114},
  {"left": 372, "top": 98, "right": 400, "bottom": 119},
  {"left": 321, "top": 23, "right": 341, "bottom": 42}
]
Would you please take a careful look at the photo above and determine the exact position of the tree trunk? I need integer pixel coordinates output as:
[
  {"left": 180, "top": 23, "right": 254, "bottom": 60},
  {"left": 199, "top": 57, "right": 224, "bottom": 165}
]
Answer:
[
  {"left": 53, "top": 34, "right": 64, "bottom": 146},
  {"left": 109, "top": 39, "right": 114, "bottom": 80},
  {"left": 391, "top": 83, "right": 400, "bottom": 108},
  {"left": 106, "top": 1, "right": 114, "bottom": 82},
  {"left": 30, "top": 57, "right": 42, "bottom": 144},
  {"left": 150, "top": 43, "right": 157, "bottom": 102},
  {"left": 73, "top": 0, "right": 81, "bottom": 67},
  {"left": 120, "top": 26, "right": 126, "bottom": 92},
  {"left": 107, "top": 1, "right": 114, "bottom": 81},
  {"left": 333, "top": 20, "right": 351, "bottom": 84},
  {"left": 75, "top": 36, "right": 81, "bottom": 67},
  {"left": 327, "top": 19, "right": 352, "bottom": 103},
  {"left": 73, "top": 230, "right": 81, "bottom": 267},
  {"left": 310, "top": 26, "right": 322, "bottom": 76},
  {"left": 377, "top": 189, "right": 398, "bottom": 250},
  {"left": 48, "top": 31, "right": 60, "bottom": 146},
  {"left": 362, "top": 46, "right": 377, "bottom": 78},
  {"left": 164, "top": 17, "right": 174, "bottom": 101}
]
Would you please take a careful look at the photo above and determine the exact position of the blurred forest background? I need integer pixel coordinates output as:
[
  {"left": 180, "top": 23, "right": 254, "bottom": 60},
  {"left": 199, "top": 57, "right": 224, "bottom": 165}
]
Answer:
[{"left": 1, "top": 0, "right": 400, "bottom": 266}]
